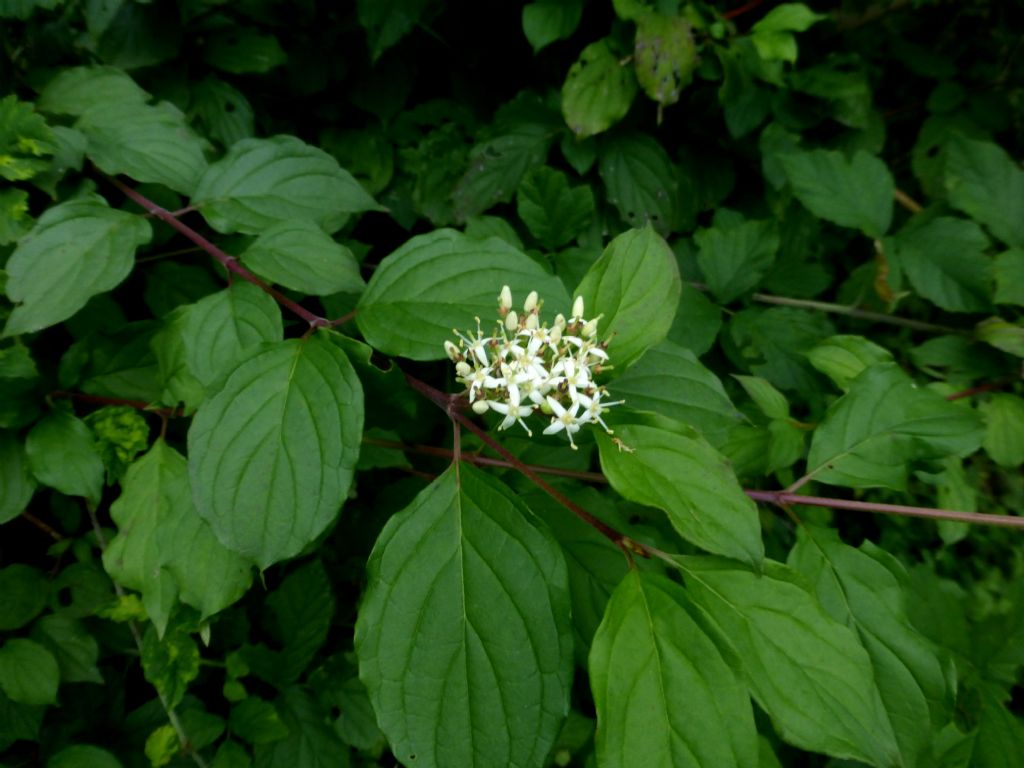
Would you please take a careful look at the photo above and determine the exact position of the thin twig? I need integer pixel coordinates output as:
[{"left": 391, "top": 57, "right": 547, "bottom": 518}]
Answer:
[
  {"left": 893, "top": 187, "right": 923, "bottom": 214},
  {"left": 723, "top": 0, "right": 765, "bottom": 21},
  {"left": 746, "top": 290, "right": 962, "bottom": 334},
  {"left": 50, "top": 390, "right": 184, "bottom": 418},
  {"left": 21, "top": 511, "right": 63, "bottom": 541}
]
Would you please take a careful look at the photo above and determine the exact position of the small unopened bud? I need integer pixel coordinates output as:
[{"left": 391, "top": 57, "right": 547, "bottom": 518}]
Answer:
[
  {"left": 553, "top": 313, "right": 566, "bottom": 330},
  {"left": 583, "top": 318, "right": 599, "bottom": 338},
  {"left": 505, "top": 311, "right": 519, "bottom": 332},
  {"left": 455, "top": 361, "right": 472, "bottom": 377},
  {"left": 472, "top": 399, "right": 490, "bottom": 414},
  {"left": 523, "top": 291, "right": 539, "bottom": 313},
  {"left": 549, "top": 325, "right": 562, "bottom": 345},
  {"left": 499, "top": 285, "right": 512, "bottom": 312},
  {"left": 444, "top": 340, "right": 461, "bottom": 361},
  {"left": 571, "top": 296, "right": 585, "bottom": 319},
  {"left": 525, "top": 313, "right": 539, "bottom": 330}
]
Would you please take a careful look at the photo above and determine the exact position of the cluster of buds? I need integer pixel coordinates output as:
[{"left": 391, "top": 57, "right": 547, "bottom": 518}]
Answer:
[{"left": 444, "top": 286, "right": 622, "bottom": 449}]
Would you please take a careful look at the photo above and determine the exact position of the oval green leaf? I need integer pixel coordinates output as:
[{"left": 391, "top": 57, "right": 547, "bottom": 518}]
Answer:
[
  {"left": 0, "top": 431, "right": 35, "bottom": 524},
  {"left": 240, "top": 219, "right": 365, "bottom": 296},
  {"left": 562, "top": 39, "right": 637, "bottom": 138}
]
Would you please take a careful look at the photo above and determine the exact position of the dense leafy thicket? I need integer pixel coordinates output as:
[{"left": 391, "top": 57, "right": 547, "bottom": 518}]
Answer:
[{"left": 2, "top": 0, "right": 1023, "bottom": 766}]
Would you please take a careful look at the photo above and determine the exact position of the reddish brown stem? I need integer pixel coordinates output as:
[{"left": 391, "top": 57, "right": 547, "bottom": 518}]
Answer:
[
  {"left": 21, "top": 511, "right": 63, "bottom": 541},
  {"left": 723, "top": 0, "right": 765, "bottom": 21},
  {"left": 50, "top": 391, "right": 184, "bottom": 418},
  {"left": 945, "top": 383, "right": 1001, "bottom": 401}
]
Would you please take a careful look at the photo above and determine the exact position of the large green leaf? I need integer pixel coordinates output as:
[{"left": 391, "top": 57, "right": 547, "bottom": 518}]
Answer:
[
  {"left": 561, "top": 39, "right": 637, "bottom": 138},
  {"left": 77, "top": 100, "right": 208, "bottom": 195},
  {"left": 779, "top": 149, "right": 894, "bottom": 238},
  {"left": 0, "top": 638, "right": 59, "bottom": 706},
  {"left": 598, "top": 133, "right": 688, "bottom": 234},
  {"left": 575, "top": 226, "right": 681, "bottom": 367},
  {"left": 188, "top": 332, "right": 363, "bottom": 568},
  {"left": 192, "top": 136, "right": 382, "bottom": 235},
  {"left": 694, "top": 218, "right": 779, "bottom": 303},
  {"left": 25, "top": 411, "right": 105, "bottom": 503},
  {"left": 240, "top": 220, "right": 365, "bottom": 296},
  {"left": 789, "top": 527, "right": 957, "bottom": 767},
  {"left": 680, "top": 557, "right": 902, "bottom": 767},
  {"left": 892, "top": 217, "right": 992, "bottom": 313},
  {"left": 589, "top": 571, "right": 758, "bottom": 768},
  {"left": 0, "top": 431, "right": 35, "bottom": 523},
  {"left": 355, "top": 464, "right": 573, "bottom": 768},
  {"left": 355, "top": 228, "right": 570, "bottom": 360},
  {"left": 595, "top": 420, "right": 763, "bottom": 566},
  {"left": 38, "top": 66, "right": 149, "bottom": 115},
  {"left": 608, "top": 341, "right": 741, "bottom": 438},
  {"left": 805, "top": 363, "right": 985, "bottom": 490},
  {"left": 3, "top": 198, "right": 152, "bottom": 336},
  {"left": 944, "top": 136, "right": 1024, "bottom": 247},
  {"left": 104, "top": 440, "right": 253, "bottom": 636}
]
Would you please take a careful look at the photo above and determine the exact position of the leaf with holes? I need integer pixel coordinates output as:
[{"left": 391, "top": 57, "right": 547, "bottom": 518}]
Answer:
[
  {"left": 562, "top": 39, "right": 637, "bottom": 138},
  {"left": 599, "top": 132, "right": 688, "bottom": 234}
]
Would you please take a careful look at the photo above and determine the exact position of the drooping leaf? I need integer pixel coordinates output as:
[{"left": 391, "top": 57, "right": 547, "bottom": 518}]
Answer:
[
  {"left": 188, "top": 332, "right": 363, "bottom": 568},
  {"left": 595, "top": 420, "right": 764, "bottom": 566},
  {"left": 140, "top": 617, "right": 199, "bottom": 710},
  {"left": 805, "top": 363, "right": 985, "bottom": 490},
  {"left": 694, "top": 218, "right": 780, "bottom": 303},
  {"left": 25, "top": 410, "right": 105, "bottom": 503},
  {"left": 356, "top": 0, "right": 432, "bottom": 61},
  {"left": 590, "top": 570, "right": 758, "bottom": 768},
  {"left": 104, "top": 440, "right": 253, "bottom": 636},
  {"left": 0, "top": 431, "right": 35, "bottom": 523},
  {"left": 680, "top": 557, "right": 902, "bottom": 768},
  {"left": 944, "top": 136, "right": 1024, "bottom": 247},
  {"left": 599, "top": 132, "right": 688, "bottom": 234},
  {"left": 3, "top": 198, "right": 152, "bottom": 336},
  {"left": 633, "top": 13, "right": 697, "bottom": 109},
  {"left": 240, "top": 220, "right": 365, "bottom": 296},
  {"left": 516, "top": 166, "right": 595, "bottom": 249},
  {"left": 192, "top": 136, "right": 383, "bottom": 235},
  {"left": 0, "top": 638, "right": 59, "bottom": 706},
  {"left": 575, "top": 226, "right": 681, "bottom": 367},
  {"left": 356, "top": 228, "right": 570, "bottom": 360},
  {"left": 892, "top": 217, "right": 992, "bottom": 313},
  {"left": 355, "top": 464, "right": 573, "bottom": 768},
  {"left": 522, "top": 0, "right": 583, "bottom": 53},
  {"left": 805, "top": 335, "right": 894, "bottom": 391},
  {"left": 780, "top": 149, "right": 894, "bottom": 238},
  {"left": 749, "top": 3, "right": 825, "bottom": 64},
  {"left": 561, "top": 39, "right": 637, "bottom": 138},
  {"left": 190, "top": 77, "right": 255, "bottom": 148}
]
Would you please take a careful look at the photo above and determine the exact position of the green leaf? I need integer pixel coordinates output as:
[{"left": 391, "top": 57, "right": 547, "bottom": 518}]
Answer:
[
  {"left": 190, "top": 78, "right": 255, "bottom": 148},
  {"left": 994, "top": 248, "right": 1024, "bottom": 305},
  {"left": 751, "top": 3, "right": 826, "bottom": 33},
  {"left": 3, "top": 198, "right": 152, "bottom": 336},
  {"left": 356, "top": 0, "right": 431, "bottom": 61},
  {"left": 0, "top": 638, "right": 59, "bottom": 706},
  {"left": 188, "top": 333, "right": 363, "bottom": 568},
  {"left": 944, "top": 136, "right": 1024, "bottom": 247},
  {"left": 31, "top": 615, "right": 103, "bottom": 684},
  {"left": 230, "top": 697, "right": 289, "bottom": 745},
  {"left": 0, "top": 688, "right": 43, "bottom": 747},
  {"left": 26, "top": 411, "right": 105, "bottom": 503},
  {"left": 355, "top": 464, "right": 573, "bottom": 768},
  {"left": 77, "top": 100, "right": 209, "bottom": 195},
  {"left": 609, "top": 341, "right": 741, "bottom": 437},
  {"left": 0, "top": 565, "right": 48, "bottom": 631},
  {"left": 680, "top": 557, "right": 902, "bottom": 767},
  {"left": 561, "top": 39, "right": 637, "bottom": 138},
  {"left": 240, "top": 220, "right": 365, "bottom": 296},
  {"left": 47, "top": 745, "right": 124, "bottom": 768},
  {"left": 254, "top": 688, "right": 348, "bottom": 768},
  {"left": 356, "top": 228, "right": 570, "bottom": 360},
  {"left": 789, "top": 528, "right": 957, "bottom": 767},
  {"left": 575, "top": 226, "right": 681, "bottom": 367},
  {"left": 805, "top": 363, "right": 985, "bottom": 490},
  {"left": 0, "top": 187, "right": 31, "bottom": 245},
  {"left": 192, "top": 136, "right": 382, "bottom": 235},
  {"left": 0, "top": 95, "right": 55, "bottom": 182},
  {"left": 38, "top": 66, "right": 149, "bottom": 116},
  {"left": 599, "top": 132, "right": 687, "bottom": 234},
  {"left": 980, "top": 394, "right": 1024, "bottom": 468},
  {"left": 265, "top": 560, "right": 334, "bottom": 682},
  {"left": 595, "top": 421, "right": 764, "bottom": 566},
  {"left": 634, "top": 13, "right": 697, "bottom": 109},
  {"left": 805, "top": 335, "right": 894, "bottom": 391},
  {"left": 733, "top": 375, "right": 789, "bottom": 420},
  {"left": 0, "top": 431, "right": 35, "bottom": 523},
  {"left": 203, "top": 28, "right": 286, "bottom": 74},
  {"left": 892, "top": 217, "right": 993, "bottom": 312},
  {"left": 975, "top": 316, "right": 1024, "bottom": 358},
  {"left": 212, "top": 741, "right": 252, "bottom": 768},
  {"left": 140, "top": 618, "right": 199, "bottom": 710},
  {"left": 728, "top": 307, "right": 835, "bottom": 397},
  {"left": 780, "top": 149, "right": 894, "bottom": 238},
  {"left": 516, "top": 166, "right": 595, "bottom": 249},
  {"left": 104, "top": 440, "right": 253, "bottom": 635},
  {"left": 522, "top": 0, "right": 583, "bottom": 53},
  {"left": 590, "top": 571, "right": 758, "bottom": 768},
  {"left": 145, "top": 724, "right": 179, "bottom": 767},
  {"left": 694, "top": 218, "right": 779, "bottom": 302}
]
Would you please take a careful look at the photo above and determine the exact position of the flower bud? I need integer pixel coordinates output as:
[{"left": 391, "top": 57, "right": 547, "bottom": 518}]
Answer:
[
  {"left": 525, "top": 312, "right": 539, "bottom": 330},
  {"left": 499, "top": 285, "right": 512, "bottom": 312},
  {"left": 455, "top": 361, "right": 472, "bottom": 377},
  {"left": 571, "top": 296, "right": 585, "bottom": 319},
  {"left": 553, "top": 313, "right": 566, "bottom": 330},
  {"left": 582, "top": 318, "right": 599, "bottom": 338},
  {"left": 505, "top": 310, "right": 519, "bottom": 332},
  {"left": 523, "top": 290, "right": 539, "bottom": 313},
  {"left": 444, "top": 340, "right": 461, "bottom": 361},
  {"left": 472, "top": 399, "right": 490, "bottom": 414},
  {"left": 549, "top": 325, "right": 562, "bottom": 345}
]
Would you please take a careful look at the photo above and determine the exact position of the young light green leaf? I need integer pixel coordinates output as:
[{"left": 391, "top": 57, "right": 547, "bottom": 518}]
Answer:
[
  {"left": 634, "top": 13, "right": 697, "bottom": 109},
  {"left": 3, "top": 198, "right": 152, "bottom": 336},
  {"left": 892, "top": 217, "right": 992, "bottom": 313},
  {"left": 975, "top": 316, "right": 1024, "bottom": 358},
  {"left": 0, "top": 432, "right": 35, "bottom": 523},
  {"left": 140, "top": 619, "right": 199, "bottom": 710},
  {"left": 30, "top": 615, "right": 103, "bottom": 685},
  {"left": 609, "top": 341, "right": 741, "bottom": 437},
  {"left": 192, "top": 135, "right": 383, "bottom": 235},
  {"left": 240, "top": 220, "right": 365, "bottom": 296},
  {"left": 805, "top": 335, "right": 894, "bottom": 391},
  {"left": 26, "top": 411, "right": 105, "bottom": 503},
  {"left": 522, "top": 0, "right": 583, "bottom": 53},
  {"left": 750, "top": 3, "right": 825, "bottom": 63},
  {"left": 188, "top": 332, "right": 363, "bottom": 568},
  {"left": 0, "top": 638, "right": 59, "bottom": 706},
  {"left": 38, "top": 66, "right": 149, "bottom": 115},
  {"left": 595, "top": 421, "right": 764, "bottom": 566},
  {"left": 104, "top": 440, "right": 254, "bottom": 636},
  {"left": 944, "top": 136, "right": 1024, "bottom": 247},
  {"left": 806, "top": 363, "right": 984, "bottom": 490},
  {"left": 733, "top": 375, "right": 789, "bottom": 420},
  {"left": 789, "top": 528, "right": 957, "bottom": 767},
  {"left": 0, "top": 565, "right": 48, "bottom": 631},
  {"left": 355, "top": 464, "right": 573, "bottom": 768},
  {"left": 562, "top": 39, "right": 637, "bottom": 138},
  {"left": 694, "top": 218, "right": 779, "bottom": 302},
  {"left": 516, "top": 166, "right": 595, "bottom": 249},
  {"left": 680, "top": 557, "right": 902, "bottom": 768},
  {"left": 77, "top": 100, "right": 209, "bottom": 195},
  {"left": 356, "top": 228, "right": 570, "bottom": 360},
  {"left": 780, "top": 149, "right": 894, "bottom": 238},
  {"left": 589, "top": 571, "right": 758, "bottom": 768},
  {"left": 575, "top": 226, "right": 681, "bottom": 367},
  {"left": 994, "top": 248, "right": 1024, "bottom": 306},
  {"left": 47, "top": 745, "right": 124, "bottom": 768},
  {"left": 599, "top": 132, "right": 687, "bottom": 234},
  {"left": 980, "top": 394, "right": 1024, "bottom": 467}
]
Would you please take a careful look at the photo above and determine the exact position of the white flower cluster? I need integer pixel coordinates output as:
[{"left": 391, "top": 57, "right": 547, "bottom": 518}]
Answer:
[{"left": 445, "top": 286, "right": 622, "bottom": 449}]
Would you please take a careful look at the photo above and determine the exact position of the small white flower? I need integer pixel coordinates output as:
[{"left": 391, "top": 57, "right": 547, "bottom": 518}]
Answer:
[
  {"left": 543, "top": 395, "right": 582, "bottom": 449},
  {"left": 489, "top": 384, "right": 535, "bottom": 435}
]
